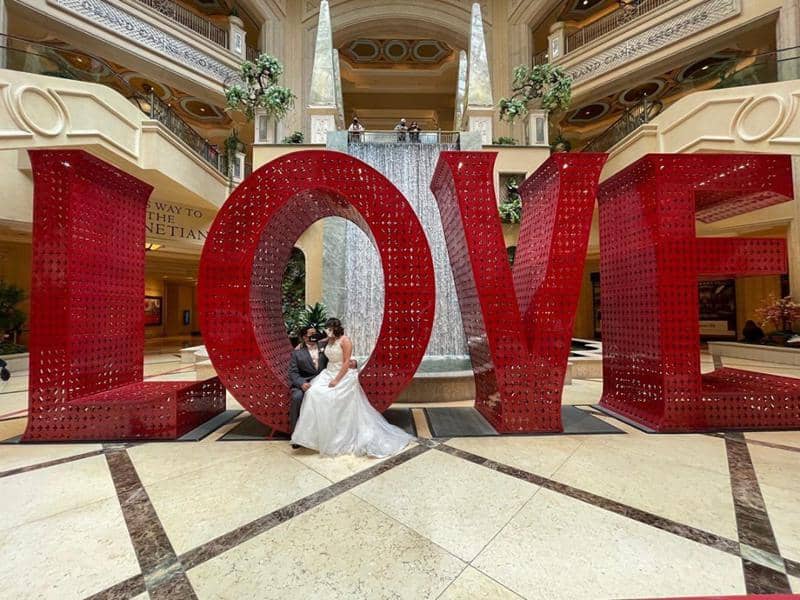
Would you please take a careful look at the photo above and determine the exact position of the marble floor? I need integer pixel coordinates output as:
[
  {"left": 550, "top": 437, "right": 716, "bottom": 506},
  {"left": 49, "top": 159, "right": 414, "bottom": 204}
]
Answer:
[{"left": 1, "top": 348, "right": 799, "bottom": 599}]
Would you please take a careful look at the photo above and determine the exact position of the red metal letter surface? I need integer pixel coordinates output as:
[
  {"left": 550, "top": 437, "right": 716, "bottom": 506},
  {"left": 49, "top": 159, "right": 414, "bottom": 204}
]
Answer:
[
  {"left": 431, "top": 152, "right": 607, "bottom": 432},
  {"left": 598, "top": 153, "right": 800, "bottom": 431},
  {"left": 198, "top": 150, "right": 435, "bottom": 433},
  {"left": 23, "top": 150, "right": 224, "bottom": 441}
]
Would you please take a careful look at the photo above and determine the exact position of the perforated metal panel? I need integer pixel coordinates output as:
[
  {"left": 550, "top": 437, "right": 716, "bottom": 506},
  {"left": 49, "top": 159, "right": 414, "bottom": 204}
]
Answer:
[
  {"left": 198, "top": 150, "right": 435, "bottom": 433},
  {"left": 23, "top": 150, "right": 224, "bottom": 441},
  {"left": 598, "top": 153, "right": 800, "bottom": 431},
  {"left": 431, "top": 151, "right": 607, "bottom": 432}
]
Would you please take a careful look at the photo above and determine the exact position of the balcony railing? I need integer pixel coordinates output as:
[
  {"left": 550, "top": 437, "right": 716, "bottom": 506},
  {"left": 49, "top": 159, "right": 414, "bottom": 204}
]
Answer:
[
  {"left": 566, "top": 0, "right": 674, "bottom": 54},
  {"left": 246, "top": 45, "right": 260, "bottom": 62},
  {"left": 134, "top": 0, "right": 228, "bottom": 48},
  {"left": 348, "top": 130, "right": 460, "bottom": 146},
  {"left": 580, "top": 47, "right": 800, "bottom": 152},
  {"left": 581, "top": 96, "right": 662, "bottom": 153},
  {"left": 532, "top": 49, "right": 549, "bottom": 66},
  {"left": 2, "top": 34, "right": 225, "bottom": 175}
]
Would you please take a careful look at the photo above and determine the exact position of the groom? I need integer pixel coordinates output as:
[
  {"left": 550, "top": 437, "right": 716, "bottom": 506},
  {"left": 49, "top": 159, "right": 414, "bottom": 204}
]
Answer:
[{"left": 288, "top": 325, "right": 328, "bottom": 434}]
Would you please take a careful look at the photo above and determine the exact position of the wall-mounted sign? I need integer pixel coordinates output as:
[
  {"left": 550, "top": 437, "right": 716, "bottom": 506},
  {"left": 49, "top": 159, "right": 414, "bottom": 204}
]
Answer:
[{"left": 145, "top": 200, "right": 214, "bottom": 245}]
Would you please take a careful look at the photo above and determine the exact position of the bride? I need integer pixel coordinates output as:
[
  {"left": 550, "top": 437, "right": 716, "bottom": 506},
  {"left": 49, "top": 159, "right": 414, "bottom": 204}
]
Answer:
[{"left": 290, "top": 318, "right": 413, "bottom": 458}]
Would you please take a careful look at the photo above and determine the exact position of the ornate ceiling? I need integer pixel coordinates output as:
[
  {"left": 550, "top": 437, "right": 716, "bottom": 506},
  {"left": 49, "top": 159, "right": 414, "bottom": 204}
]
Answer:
[{"left": 340, "top": 38, "right": 454, "bottom": 68}]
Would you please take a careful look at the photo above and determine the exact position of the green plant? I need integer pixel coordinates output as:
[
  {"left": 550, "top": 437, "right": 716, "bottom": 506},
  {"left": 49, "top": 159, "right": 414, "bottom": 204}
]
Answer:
[
  {"left": 225, "top": 53, "right": 295, "bottom": 122},
  {"left": 493, "top": 136, "right": 518, "bottom": 145},
  {"left": 228, "top": 5, "right": 239, "bottom": 17},
  {"left": 498, "top": 63, "right": 573, "bottom": 123},
  {"left": 301, "top": 302, "right": 328, "bottom": 333},
  {"left": 282, "top": 248, "right": 306, "bottom": 335},
  {"left": 0, "top": 281, "right": 26, "bottom": 353},
  {"left": 281, "top": 131, "right": 304, "bottom": 144},
  {"left": 498, "top": 177, "right": 522, "bottom": 224}
]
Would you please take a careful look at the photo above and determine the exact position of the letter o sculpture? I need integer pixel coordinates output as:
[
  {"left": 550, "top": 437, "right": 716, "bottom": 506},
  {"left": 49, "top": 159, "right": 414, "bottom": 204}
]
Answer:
[{"left": 198, "top": 150, "right": 435, "bottom": 433}]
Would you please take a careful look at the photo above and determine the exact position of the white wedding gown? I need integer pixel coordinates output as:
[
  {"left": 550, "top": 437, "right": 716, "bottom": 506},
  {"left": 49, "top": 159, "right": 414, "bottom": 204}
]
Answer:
[{"left": 290, "top": 338, "right": 413, "bottom": 457}]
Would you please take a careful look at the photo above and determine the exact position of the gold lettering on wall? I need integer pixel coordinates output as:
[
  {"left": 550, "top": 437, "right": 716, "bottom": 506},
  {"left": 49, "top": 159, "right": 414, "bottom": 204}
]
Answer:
[{"left": 145, "top": 200, "right": 213, "bottom": 245}]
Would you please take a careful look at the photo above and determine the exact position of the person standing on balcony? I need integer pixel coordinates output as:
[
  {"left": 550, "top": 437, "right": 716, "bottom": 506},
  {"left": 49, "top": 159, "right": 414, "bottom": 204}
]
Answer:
[
  {"left": 348, "top": 117, "right": 364, "bottom": 142},
  {"left": 394, "top": 118, "right": 408, "bottom": 142},
  {"left": 408, "top": 121, "right": 421, "bottom": 143}
]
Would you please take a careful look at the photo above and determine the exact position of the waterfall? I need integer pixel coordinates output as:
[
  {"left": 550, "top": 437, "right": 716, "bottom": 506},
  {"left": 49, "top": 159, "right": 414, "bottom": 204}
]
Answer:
[{"left": 322, "top": 142, "right": 468, "bottom": 361}]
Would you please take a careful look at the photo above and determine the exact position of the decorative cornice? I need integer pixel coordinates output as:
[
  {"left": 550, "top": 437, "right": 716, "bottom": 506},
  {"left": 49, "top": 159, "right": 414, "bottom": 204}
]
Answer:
[
  {"left": 566, "top": 0, "right": 741, "bottom": 85},
  {"left": 51, "top": 0, "right": 239, "bottom": 84}
]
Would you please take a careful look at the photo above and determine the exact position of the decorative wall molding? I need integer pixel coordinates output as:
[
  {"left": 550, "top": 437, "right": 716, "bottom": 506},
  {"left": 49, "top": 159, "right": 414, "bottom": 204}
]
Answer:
[
  {"left": 50, "top": 0, "right": 239, "bottom": 84},
  {"left": 567, "top": 0, "right": 741, "bottom": 84}
]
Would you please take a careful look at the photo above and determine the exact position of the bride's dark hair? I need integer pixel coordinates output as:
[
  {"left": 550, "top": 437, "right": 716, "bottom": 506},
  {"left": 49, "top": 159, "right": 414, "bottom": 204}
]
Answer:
[{"left": 324, "top": 317, "right": 345, "bottom": 338}]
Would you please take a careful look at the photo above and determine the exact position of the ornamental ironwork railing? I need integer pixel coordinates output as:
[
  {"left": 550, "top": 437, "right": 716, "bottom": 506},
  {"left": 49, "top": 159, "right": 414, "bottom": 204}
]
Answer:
[
  {"left": 246, "top": 45, "right": 260, "bottom": 62},
  {"left": 532, "top": 49, "right": 549, "bottom": 66},
  {"left": 581, "top": 96, "right": 662, "bottom": 153},
  {"left": 580, "top": 47, "right": 800, "bottom": 152},
  {"left": 348, "top": 130, "right": 460, "bottom": 146},
  {"left": 565, "top": 0, "right": 675, "bottom": 54},
  {"left": 134, "top": 0, "right": 229, "bottom": 48},
  {"left": 2, "top": 34, "right": 224, "bottom": 174}
]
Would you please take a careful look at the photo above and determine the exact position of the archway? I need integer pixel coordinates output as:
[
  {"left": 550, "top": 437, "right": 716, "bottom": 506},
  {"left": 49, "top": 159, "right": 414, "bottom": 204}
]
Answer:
[{"left": 198, "top": 150, "right": 436, "bottom": 433}]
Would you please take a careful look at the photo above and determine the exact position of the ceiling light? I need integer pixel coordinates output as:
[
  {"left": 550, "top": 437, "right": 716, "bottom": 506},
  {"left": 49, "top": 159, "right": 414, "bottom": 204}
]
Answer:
[{"left": 145, "top": 243, "right": 163, "bottom": 252}]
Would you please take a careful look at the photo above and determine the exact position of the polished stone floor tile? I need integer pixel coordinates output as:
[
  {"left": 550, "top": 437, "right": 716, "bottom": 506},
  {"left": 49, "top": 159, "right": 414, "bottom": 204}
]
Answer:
[
  {"left": 550, "top": 434, "right": 738, "bottom": 539},
  {"left": 791, "top": 575, "right": 800, "bottom": 593},
  {"left": 749, "top": 444, "right": 800, "bottom": 493},
  {"left": 473, "top": 488, "right": 745, "bottom": 599},
  {"left": 0, "top": 390, "right": 27, "bottom": 414},
  {"left": 0, "top": 455, "right": 117, "bottom": 531},
  {"left": 438, "top": 566, "right": 522, "bottom": 599},
  {"left": 749, "top": 444, "right": 800, "bottom": 561},
  {"left": 144, "top": 447, "right": 331, "bottom": 554},
  {"left": 351, "top": 449, "right": 538, "bottom": 561},
  {"left": 445, "top": 436, "right": 583, "bottom": 478},
  {"left": 187, "top": 492, "right": 464, "bottom": 600},
  {"left": 286, "top": 444, "right": 392, "bottom": 482},
  {"left": 0, "top": 442, "right": 101, "bottom": 473},
  {"left": 560, "top": 378, "right": 602, "bottom": 405},
  {"left": 0, "top": 416, "right": 26, "bottom": 441},
  {"left": 128, "top": 440, "right": 273, "bottom": 487},
  {"left": 746, "top": 430, "right": 800, "bottom": 449},
  {"left": 0, "top": 496, "right": 140, "bottom": 599}
]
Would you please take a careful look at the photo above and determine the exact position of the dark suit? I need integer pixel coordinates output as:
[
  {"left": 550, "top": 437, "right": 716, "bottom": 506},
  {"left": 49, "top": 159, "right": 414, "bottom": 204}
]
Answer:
[{"left": 288, "top": 342, "right": 328, "bottom": 429}]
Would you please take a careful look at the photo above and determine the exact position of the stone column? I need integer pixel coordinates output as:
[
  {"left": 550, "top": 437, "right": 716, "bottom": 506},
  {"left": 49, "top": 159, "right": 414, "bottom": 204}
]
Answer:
[
  {"left": 0, "top": 0, "right": 7, "bottom": 69},
  {"left": 228, "top": 15, "right": 246, "bottom": 60},
  {"left": 779, "top": 1, "right": 800, "bottom": 299},
  {"left": 789, "top": 158, "right": 800, "bottom": 301},
  {"left": 777, "top": 0, "right": 800, "bottom": 80}
]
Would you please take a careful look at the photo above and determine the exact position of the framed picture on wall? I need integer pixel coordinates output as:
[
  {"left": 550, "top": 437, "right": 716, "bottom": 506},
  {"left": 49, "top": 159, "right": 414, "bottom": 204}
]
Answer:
[
  {"left": 698, "top": 279, "right": 736, "bottom": 340},
  {"left": 144, "top": 296, "right": 163, "bottom": 326},
  {"left": 183, "top": 309, "right": 191, "bottom": 326}
]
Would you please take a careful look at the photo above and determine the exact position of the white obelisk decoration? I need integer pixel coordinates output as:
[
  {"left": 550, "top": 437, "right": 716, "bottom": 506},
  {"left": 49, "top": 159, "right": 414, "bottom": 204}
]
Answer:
[
  {"left": 453, "top": 50, "right": 468, "bottom": 131},
  {"left": 308, "top": 0, "right": 338, "bottom": 143},
  {"left": 465, "top": 2, "right": 494, "bottom": 145}
]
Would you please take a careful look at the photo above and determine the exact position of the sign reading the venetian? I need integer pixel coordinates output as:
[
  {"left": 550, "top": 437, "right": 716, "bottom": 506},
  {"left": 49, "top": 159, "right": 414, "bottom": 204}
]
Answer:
[{"left": 145, "top": 199, "right": 211, "bottom": 243}]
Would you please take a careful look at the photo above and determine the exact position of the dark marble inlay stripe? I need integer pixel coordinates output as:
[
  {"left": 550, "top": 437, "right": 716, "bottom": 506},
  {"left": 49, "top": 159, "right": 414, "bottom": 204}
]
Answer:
[
  {"left": 0, "top": 448, "right": 107, "bottom": 479},
  {"left": 436, "top": 443, "right": 741, "bottom": 556},
  {"left": 84, "top": 574, "right": 146, "bottom": 600},
  {"left": 104, "top": 447, "right": 197, "bottom": 600},
  {"left": 724, "top": 433, "right": 791, "bottom": 594},
  {"left": 180, "top": 443, "right": 430, "bottom": 570},
  {"left": 785, "top": 558, "right": 800, "bottom": 579}
]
